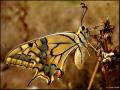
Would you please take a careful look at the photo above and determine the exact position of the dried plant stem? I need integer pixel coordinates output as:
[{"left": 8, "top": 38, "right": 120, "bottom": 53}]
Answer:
[{"left": 88, "top": 61, "right": 100, "bottom": 89}]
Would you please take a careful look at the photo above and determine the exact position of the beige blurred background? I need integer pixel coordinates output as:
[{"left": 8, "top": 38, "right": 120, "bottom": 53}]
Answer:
[{"left": 1, "top": 1, "right": 119, "bottom": 89}]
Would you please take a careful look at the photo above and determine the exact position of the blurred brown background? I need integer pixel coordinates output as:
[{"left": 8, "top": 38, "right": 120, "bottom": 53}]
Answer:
[{"left": 1, "top": 1, "right": 119, "bottom": 89}]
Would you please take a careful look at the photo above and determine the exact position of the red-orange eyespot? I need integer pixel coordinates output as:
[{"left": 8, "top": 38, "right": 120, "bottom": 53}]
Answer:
[{"left": 55, "top": 69, "right": 63, "bottom": 78}]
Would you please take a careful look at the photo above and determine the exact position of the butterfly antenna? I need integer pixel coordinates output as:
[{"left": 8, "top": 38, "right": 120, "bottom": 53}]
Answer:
[{"left": 80, "top": 3, "right": 88, "bottom": 26}]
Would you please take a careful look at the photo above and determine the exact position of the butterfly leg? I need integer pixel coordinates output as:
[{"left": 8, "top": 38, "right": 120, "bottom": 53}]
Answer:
[
  {"left": 85, "top": 47, "right": 90, "bottom": 56},
  {"left": 87, "top": 42, "right": 98, "bottom": 53},
  {"left": 82, "top": 44, "right": 90, "bottom": 56}
]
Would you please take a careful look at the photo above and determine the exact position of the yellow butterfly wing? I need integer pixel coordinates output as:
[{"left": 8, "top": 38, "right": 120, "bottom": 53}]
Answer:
[{"left": 5, "top": 32, "right": 78, "bottom": 85}]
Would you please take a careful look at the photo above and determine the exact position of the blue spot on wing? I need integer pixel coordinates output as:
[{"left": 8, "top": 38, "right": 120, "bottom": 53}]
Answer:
[
  {"left": 38, "top": 38, "right": 48, "bottom": 64},
  {"left": 40, "top": 37, "right": 48, "bottom": 51},
  {"left": 41, "top": 38, "right": 47, "bottom": 44}
]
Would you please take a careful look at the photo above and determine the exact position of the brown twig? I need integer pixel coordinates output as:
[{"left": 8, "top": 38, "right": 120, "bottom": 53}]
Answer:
[{"left": 87, "top": 61, "right": 100, "bottom": 89}]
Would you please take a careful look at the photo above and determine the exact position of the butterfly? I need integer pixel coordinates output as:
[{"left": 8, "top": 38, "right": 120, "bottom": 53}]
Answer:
[{"left": 5, "top": 3, "right": 96, "bottom": 86}]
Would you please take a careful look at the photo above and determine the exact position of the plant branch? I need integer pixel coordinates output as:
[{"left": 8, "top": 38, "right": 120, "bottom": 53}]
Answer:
[{"left": 87, "top": 61, "right": 100, "bottom": 89}]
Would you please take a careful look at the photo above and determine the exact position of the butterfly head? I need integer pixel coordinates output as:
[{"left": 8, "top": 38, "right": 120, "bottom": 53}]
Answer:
[
  {"left": 81, "top": 26, "right": 90, "bottom": 37},
  {"left": 77, "top": 26, "right": 90, "bottom": 39}
]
